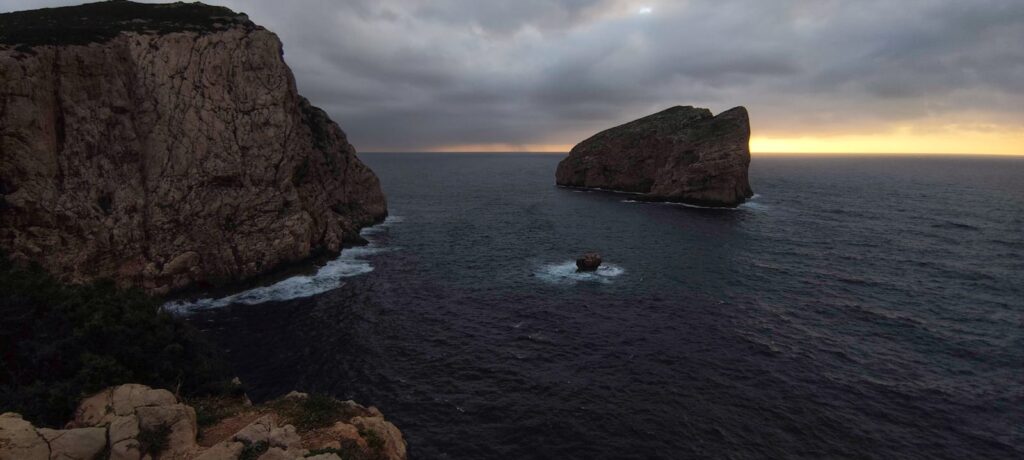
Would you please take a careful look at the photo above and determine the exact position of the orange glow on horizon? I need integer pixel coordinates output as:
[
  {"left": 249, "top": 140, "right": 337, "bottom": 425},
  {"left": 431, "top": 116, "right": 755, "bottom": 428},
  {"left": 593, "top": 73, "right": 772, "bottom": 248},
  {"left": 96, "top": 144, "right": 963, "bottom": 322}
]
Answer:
[
  {"left": 751, "top": 128, "right": 1024, "bottom": 156},
  {"left": 420, "top": 143, "right": 573, "bottom": 153},
  {"left": 368, "top": 128, "right": 1024, "bottom": 155}
]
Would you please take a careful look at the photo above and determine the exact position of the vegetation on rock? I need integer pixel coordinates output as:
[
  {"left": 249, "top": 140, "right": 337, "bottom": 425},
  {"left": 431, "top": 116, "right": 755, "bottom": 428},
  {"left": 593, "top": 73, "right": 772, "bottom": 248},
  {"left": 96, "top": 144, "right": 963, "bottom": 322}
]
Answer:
[
  {"left": 0, "top": 254, "right": 235, "bottom": 427},
  {"left": 0, "top": 0, "right": 253, "bottom": 47},
  {"left": 238, "top": 440, "right": 270, "bottom": 460},
  {"left": 268, "top": 393, "right": 361, "bottom": 432},
  {"left": 138, "top": 422, "right": 173, "bottom": 457}
]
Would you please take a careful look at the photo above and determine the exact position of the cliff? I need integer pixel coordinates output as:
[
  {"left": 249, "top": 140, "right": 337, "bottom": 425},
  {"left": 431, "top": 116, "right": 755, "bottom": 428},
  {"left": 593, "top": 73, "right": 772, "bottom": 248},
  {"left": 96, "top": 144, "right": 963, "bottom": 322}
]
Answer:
[
  {"left": 0, "top": 1, "right": 387, "bottom": 295},
  {"left": 555, "top": 106, "right": 753, "bottom": 207}
]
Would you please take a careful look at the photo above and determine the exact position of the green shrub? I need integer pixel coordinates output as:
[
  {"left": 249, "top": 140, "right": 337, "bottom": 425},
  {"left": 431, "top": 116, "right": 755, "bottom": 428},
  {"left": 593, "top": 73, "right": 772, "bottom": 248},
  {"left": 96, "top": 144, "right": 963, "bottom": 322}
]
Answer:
[
  {"left": 0, "top": 254, "right": 234, "bottom": 427},
  {"left": 360, "top": 427, "right": 386, "bottom": 455},
  {"left": 239, "top": 440, "right": 270, "bottom": 460},
  {"left": 270, "top": 393, "right": 359, "bottom": 432},
  {"left": 138, "top": 423, "right": 172, "bottom": 457}
]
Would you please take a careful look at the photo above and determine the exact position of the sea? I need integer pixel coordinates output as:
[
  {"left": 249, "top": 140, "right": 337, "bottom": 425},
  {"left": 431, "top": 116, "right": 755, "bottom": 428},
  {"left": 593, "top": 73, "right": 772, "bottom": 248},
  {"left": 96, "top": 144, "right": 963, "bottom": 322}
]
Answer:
[{"left": 169, "top": 153, "right": 1024, "bottom": 459}]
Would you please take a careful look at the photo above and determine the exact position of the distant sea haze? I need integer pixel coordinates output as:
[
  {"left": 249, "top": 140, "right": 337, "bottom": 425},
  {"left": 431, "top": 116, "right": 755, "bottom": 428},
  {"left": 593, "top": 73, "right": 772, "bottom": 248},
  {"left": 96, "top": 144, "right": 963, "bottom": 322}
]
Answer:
[{"left": 183, "top": 154, "right": 1024, "bottom": 459}]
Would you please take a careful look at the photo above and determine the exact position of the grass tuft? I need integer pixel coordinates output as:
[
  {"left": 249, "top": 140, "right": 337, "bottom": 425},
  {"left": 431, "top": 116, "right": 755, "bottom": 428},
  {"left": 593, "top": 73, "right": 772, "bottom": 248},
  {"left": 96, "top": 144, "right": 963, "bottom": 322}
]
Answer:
[{"left": 138, "top": 423, "right": 172, "bottom": 457}]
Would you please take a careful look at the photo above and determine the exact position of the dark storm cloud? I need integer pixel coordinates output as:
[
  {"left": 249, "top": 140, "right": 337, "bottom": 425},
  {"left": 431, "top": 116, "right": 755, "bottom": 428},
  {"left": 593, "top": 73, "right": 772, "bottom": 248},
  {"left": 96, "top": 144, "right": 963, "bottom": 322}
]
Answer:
[{"left": 3, "top": 0, "right": 1023, "bottom": 149}]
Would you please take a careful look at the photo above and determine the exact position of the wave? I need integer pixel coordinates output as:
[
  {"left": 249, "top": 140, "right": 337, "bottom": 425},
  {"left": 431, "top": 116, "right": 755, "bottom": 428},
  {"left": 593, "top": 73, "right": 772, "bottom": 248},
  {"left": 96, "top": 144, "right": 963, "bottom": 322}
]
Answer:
[
  {"left": 535, "top": 261, "right": 625, "bottom": 284},
  {"left": 615, "top": 192, "right": 763, "bottom": 210},
  {"left": 620, "top": 199, "right": 759, "bottom": 211},
  {"left": 929, "top": 220, "right": 980, "bottom": 231},
  {"left": 738, "top": 200, "right": 767, "bottom": 210},
  {"left": 163, "top": 216, "right": 401, "bottom": 314},
  {"left": 558, "top": 185, "right": 644, "bottom": 195}
]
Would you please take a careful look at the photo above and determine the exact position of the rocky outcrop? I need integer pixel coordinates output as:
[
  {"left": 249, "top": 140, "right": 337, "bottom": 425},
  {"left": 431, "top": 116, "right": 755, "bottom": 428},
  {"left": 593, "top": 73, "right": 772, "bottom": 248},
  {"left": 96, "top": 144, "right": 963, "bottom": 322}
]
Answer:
[
  {"left": 576, "top": 253, "right": 602, "bottom": 272},
  {"left": 555, "top": 106, "right": 753, "bottom": 207},
  {"left": 0, "top": 2, "right": 386, "bottom": 295},
  {"left": 0, "top": 384, "right": 407, "bottom": 460}
]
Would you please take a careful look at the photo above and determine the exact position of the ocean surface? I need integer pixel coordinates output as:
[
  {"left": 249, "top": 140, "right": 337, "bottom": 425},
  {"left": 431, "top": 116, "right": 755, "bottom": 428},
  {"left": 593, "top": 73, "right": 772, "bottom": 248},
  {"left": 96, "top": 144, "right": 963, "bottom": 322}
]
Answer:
[{"left": 175, "top": 154, "right": 1023, "bottom": 459}]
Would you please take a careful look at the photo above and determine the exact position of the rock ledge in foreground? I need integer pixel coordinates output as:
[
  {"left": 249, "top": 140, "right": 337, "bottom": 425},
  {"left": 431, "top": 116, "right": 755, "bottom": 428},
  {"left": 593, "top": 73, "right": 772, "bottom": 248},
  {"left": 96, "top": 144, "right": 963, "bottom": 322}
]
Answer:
[{"left": 0, "top": 384, "right": 407, "bottom": 460}]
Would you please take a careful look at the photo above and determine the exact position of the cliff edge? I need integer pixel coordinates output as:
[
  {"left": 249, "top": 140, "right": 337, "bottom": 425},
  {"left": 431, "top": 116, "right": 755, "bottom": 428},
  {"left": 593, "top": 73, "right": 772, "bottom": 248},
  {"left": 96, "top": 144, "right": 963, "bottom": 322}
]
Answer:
[
  {"left": 0, "top": 1, "right": 387, "bottom": 295},
  {"left": 555, "top": 106, "right": 753, "bottom": 207}
]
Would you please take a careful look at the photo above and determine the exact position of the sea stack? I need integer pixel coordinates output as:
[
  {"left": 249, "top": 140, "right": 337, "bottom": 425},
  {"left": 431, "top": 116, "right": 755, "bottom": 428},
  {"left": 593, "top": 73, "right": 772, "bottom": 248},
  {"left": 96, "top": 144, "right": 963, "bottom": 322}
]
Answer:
[
  {"left": 555, "top": 106, "right": 753, "bottom": 207},
  {"left": 0, "top": 2, "right": 387, "bottom": 295},
  {"left": 576, "top": 252, "right": 602, "bottom": 272}
]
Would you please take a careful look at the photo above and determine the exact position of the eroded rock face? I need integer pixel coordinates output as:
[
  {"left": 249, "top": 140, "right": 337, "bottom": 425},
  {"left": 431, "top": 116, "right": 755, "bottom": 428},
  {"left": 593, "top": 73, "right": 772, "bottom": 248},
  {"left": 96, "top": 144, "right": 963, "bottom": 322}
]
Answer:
[
  {"left": 555, "top": 106, "right": 753, "bottom": 207},
  {"left": 0, "top": 2, "right": 386, "bottom": 295}
]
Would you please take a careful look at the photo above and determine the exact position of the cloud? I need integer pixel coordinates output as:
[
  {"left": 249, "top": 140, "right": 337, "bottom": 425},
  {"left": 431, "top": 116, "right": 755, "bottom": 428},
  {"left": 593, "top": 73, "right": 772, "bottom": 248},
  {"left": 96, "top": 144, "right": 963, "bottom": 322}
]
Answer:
[{"left": 2, "top": 0, "right": 1023, "bottom": 151}]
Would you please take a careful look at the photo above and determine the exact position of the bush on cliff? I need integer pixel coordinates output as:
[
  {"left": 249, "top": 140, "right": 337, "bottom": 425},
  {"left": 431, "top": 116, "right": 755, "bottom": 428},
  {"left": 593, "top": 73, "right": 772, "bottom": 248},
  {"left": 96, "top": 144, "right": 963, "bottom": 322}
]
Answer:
[{"left": 0, "top": 254, "right": 234, "bottom": 427}]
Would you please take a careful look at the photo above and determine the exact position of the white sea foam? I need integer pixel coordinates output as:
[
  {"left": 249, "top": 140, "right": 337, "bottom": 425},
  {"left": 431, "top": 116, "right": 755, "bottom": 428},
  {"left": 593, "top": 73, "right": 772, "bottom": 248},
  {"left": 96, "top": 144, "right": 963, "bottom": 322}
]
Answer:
[
  {"left": 535, "top": 261, "right": 625, "bottom": 285},
  {"left": 559, "top": 185, "right": 643, "bottom": 195},
  {"left": 620, "top": 194, "right": 765, "bottom": 211},
  {"left": 163, "top": 216, "right": 402, "bottom": 314}
]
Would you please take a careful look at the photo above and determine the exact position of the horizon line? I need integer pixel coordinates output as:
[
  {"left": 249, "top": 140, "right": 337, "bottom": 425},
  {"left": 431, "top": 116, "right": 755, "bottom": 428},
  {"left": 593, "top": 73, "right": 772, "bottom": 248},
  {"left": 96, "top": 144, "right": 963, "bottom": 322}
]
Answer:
[{"left": 359, "top": 150, "right": 1024, "bottom": 157}]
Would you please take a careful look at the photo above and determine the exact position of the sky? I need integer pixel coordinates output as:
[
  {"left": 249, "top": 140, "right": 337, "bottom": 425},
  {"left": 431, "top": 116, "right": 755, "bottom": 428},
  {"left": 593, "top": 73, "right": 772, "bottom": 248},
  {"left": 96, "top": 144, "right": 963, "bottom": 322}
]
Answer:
[{"left": 3, "top": 0, "right": 1024, "bottom": 155}]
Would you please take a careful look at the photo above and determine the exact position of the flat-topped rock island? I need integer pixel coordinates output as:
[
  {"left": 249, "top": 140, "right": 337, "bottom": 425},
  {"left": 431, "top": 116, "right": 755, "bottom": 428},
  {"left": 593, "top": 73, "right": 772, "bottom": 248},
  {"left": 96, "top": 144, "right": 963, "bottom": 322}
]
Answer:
[{"left": 556, "top": 106, "right": 754, "bottom": 207}]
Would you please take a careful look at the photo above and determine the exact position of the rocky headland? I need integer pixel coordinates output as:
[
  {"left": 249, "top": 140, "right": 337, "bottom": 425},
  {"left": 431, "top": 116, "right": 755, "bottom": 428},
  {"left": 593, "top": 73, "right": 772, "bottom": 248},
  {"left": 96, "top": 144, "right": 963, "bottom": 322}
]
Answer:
[
  {"left": 0, "top": 1, "right": 387, "bottom": 296},
  {"left": 555, "top": 106, "right": 753, "bottom": 207},
  {"left": 0, "top": 2, "right": 402, "bottom": 458}
]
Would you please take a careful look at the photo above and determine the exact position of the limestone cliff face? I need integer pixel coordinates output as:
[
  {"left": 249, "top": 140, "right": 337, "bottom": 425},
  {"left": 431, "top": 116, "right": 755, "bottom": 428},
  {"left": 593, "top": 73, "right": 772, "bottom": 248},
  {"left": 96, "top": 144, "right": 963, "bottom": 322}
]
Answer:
[
  {"left": 0, "top": 2, "right": 387, "bottom": 295},
  {"left": 555, "top": 106, "right": 753, "bottom": 207}
]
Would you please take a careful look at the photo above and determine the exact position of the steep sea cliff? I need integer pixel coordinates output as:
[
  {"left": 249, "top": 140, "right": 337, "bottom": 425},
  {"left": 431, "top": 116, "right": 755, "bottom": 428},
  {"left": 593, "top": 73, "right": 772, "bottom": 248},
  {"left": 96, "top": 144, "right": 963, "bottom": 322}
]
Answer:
[{"left": 0, "top": 1, "right": 386, "bottom": 295}]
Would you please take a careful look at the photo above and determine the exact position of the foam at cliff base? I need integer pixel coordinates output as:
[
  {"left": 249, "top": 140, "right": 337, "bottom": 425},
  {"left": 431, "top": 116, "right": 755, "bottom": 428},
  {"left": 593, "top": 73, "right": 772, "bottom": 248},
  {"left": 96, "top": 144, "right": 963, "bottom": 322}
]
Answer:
[
  {"left": 621, "top": 193, "right": 763, "bottom": 210},
  {"left": 163, "top": 216, "right": 401, "bottom": 314},
  {"left": 535, "top": 261, "right": 625, "bottom": 284}
]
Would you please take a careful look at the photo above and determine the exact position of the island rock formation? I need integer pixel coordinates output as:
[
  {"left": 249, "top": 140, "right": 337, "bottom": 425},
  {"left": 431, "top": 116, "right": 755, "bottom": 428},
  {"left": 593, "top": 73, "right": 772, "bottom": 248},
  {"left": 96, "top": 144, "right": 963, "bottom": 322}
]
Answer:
[
  {"left": 0, "top": 1, "right": 387, "bottom": 295},
  {"left": 555, "top": 106, "right": 753, "bottom": 207}
]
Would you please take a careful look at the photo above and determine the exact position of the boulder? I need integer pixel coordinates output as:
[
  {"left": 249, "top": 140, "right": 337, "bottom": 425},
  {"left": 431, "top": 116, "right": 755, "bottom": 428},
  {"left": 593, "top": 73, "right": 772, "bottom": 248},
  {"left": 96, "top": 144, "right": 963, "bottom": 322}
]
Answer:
[
  {"left": 351, "top": 415, "right": 408, "bottom": 460},
  {"left": 230, "top": 415, "right": 274, "bottom": 446},
  {"left": 193, "top": 441, "right": 245, "bottom": 460},
  {"left": 69, "top": 384, "right": 198, "bottom": 459},
  {"left": 135, "top": 404, "right": 198, "bottom": 458},
  {"left": 0, "top": 413, "right": 49, "bottom": 460},
  {"left": 38, "top": 427, "right": 107, "bottom": 460},
  {"left": 328, "top": 421, "right": 368, "bottom": 449},
  {"left": 256, "top": 447, "right": 293, "bottom": 460},
  {"left": 576, "top": 253, "right": 603, "bottom": 272},
  {"left": 73, "top": 383, "right": 177, "bottom": 427},
  {"left": 556, "top": 106, "right": 753, "bottom": 207}
]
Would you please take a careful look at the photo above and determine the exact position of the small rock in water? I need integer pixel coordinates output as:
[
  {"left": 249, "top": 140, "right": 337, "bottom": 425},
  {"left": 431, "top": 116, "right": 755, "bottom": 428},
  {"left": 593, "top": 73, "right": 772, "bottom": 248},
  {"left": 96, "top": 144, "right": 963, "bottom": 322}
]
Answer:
[{"left": 576, "top": 253, "right": 602, "bottom": 272}]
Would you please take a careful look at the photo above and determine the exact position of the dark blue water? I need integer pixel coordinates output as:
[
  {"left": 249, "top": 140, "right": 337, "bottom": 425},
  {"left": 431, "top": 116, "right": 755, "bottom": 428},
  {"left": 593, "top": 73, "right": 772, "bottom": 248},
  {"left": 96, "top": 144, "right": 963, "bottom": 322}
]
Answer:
[{"left": 187, "top": 154, "right": 1024, "bottom": 459}]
